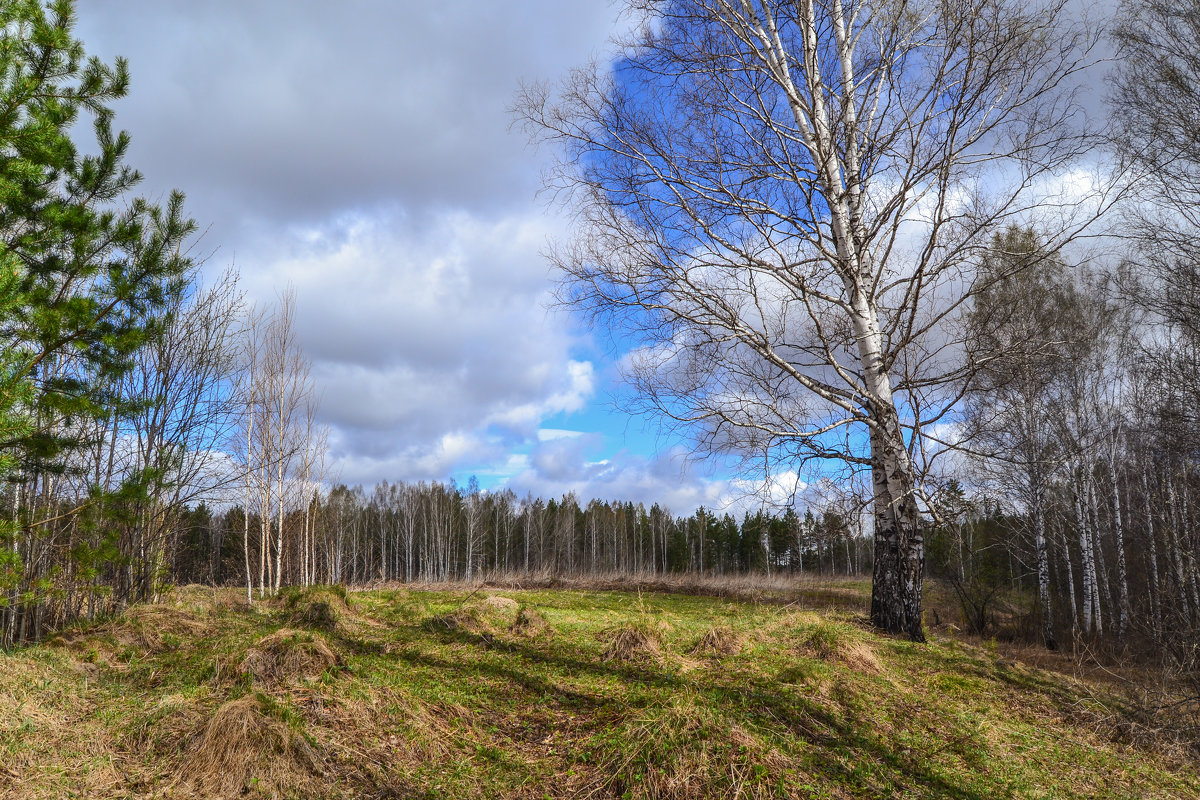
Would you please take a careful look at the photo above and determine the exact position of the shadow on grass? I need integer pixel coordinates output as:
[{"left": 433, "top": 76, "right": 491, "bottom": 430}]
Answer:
[{"left": 365, "top": 622, "right": 1000, "bottom": 799}]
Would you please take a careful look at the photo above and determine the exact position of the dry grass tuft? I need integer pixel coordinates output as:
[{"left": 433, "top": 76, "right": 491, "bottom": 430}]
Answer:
[
  {"left": 242, "top": 629, "right": 338, "bottom": 686},
  {"left": 426, "top": 595, "right": 522, "bottom": 637},
  {"left": 800, "top": 624, "right": 881, "bottom": 674},
  {"left": 282, "top": 586, "right": 355, "bottom": 631},
  {"left": 177, "top": 694, "right": 323, "bottom": 799},
  {"left": 689, "top": 625, "right": 745, "bottom": 657},
  {"left": 426, "top": 607, "right": 495, "bottom": 635},
  {"left": 611, "top": 698, "right": 796, "bottom": 800},
  {"left": 600, "top": 622, "right": 666, "bottom": 663},
  {"left": 166, "top": 584, "right": 252, "bottom": 614},
  {"left": 509, "top": 605, "right": 552, "bottom": 637},
  {"left": 480, "top": 595, "right": 519, "bottom": 613}
]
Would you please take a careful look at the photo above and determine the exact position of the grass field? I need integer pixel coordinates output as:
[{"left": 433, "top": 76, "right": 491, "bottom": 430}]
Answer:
[{"left": 1, "top": 579, "right": 1196, "bottom": 799}]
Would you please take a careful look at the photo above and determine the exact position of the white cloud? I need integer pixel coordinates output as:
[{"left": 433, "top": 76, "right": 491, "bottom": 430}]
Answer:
[
  {"left": 498, "top": 439, "right": 805, "bottom": 517},
  {"left": 536, "top": 428, "right": 586, "bottom": 442},
  {"left": 229, "top": 206, "right": 599, "bottom": 485}
]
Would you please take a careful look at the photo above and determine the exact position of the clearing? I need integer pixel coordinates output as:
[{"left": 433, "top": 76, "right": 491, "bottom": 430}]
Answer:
[{"left": 0, "top": 579, "right": 1196, "bottom": 799}]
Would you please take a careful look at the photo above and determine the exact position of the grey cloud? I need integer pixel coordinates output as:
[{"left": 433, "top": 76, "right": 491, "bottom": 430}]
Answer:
[
  {"left": 258, "top": 207, "right": 591, "bottom": 464},
  {"left": 76, "top": 1, "right": 623, "bottom": 234},
  {"left": 528, "top": 433, "right": 605, "bottom": 482}
]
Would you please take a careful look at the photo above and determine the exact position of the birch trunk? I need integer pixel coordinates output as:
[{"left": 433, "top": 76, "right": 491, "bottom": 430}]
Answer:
[
  {"left": 1166, "top": 476, "right": 1192, "bottom": 622},
  {"left": 866, "top": 403, "right": 925, "bottom": 641},
  {"left": 1107, "top": 458, "right": 1129, "bottom": 638},
  {"left": 1141, "top": 466, "right": 1162, "bottom": 633},
  {"left": 1087, "top": 479, "right": 1110, "bottom": 633},
  {"left": 1074, "top": 479, "right": 1098, "bottom": 636},
  {"left": 1031, "top": 479, "right": 1056, "bottom": 649},
  {"left": 1181, "top": 477, "right": 1200, "bottom": 618}
]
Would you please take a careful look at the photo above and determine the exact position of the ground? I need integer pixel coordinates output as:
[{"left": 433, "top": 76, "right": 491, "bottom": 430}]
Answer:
[{"left": 0, "top": 577, "right": 1196, "bottom": 799}]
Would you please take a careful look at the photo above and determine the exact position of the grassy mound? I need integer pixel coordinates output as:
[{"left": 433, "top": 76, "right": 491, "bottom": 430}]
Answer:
[
  {"left": 798, "top": 621, "right": 881, "bottom": 673},
  {"left": 425, "top": 594, "right": 521, "bottom": 636},
  {"left": 280, "top": 585, "right": 355, "bottom": 631},
  {"left": 479, "top": 594, "right": 519, "bottom": 614},
  {"left": 177, "top": 694, "right": 322, "bottom": 799},
  {"left": 600, "top": 621, "right": 667, "bottom": 663},
  {"left": 689, "top": 625, "right": 744, "bottom": 657},
  {"left": 242, "top": 629, "right": 338, "bottom": 686},
  {"left": 48, "top": 604, "right": 209, "bottom": 664},
  {"left": 510, "top": 605, "right": 552, "bottom": 637}
]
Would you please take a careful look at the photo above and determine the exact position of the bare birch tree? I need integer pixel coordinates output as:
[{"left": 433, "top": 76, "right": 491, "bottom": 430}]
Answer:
[
  {"left": 237, "top": 290, "right": 320, "bottom": 599},
  {"left": 519, "top": 0, "right": 1104, "bottom": 638}
]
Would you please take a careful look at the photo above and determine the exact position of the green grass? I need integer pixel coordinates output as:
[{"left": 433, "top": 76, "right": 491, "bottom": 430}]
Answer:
[{"left": 1, "top": 583, "right": 1196, "bottom": 799}]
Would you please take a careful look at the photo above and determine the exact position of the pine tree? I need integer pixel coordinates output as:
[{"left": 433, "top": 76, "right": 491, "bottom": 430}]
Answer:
[{"left": 0, "top": 0, "right": 194, "bottom": 636}]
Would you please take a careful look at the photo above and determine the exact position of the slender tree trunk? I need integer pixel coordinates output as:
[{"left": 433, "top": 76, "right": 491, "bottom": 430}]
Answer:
[
  {"left": 1031, "top": 479, "right": 1056, "bottom": 649},
  {"left": 1107, "top": 459, "right": 1129, "bottom": 639},
  {"left": 1166, "top": 476, "right": 1192, "bottom": 622},
  {"left": 1142, "top": 466, "right": 1162, "bottom": 634},
  {"left": 1058, "top": 515, "right": 1079, "bottom": 637},
  {"left": 1087, "top": 479, "right": 1109, "bottom": 635},
  {"left": 1074, "top": 480, "right": 1097, "bottom": 635},
  {"left": 273, "top": 409, "right": 285, "bottom": 594},
  {"left": 1182, "top": 476, "right": 1200, "bottom": 619}
]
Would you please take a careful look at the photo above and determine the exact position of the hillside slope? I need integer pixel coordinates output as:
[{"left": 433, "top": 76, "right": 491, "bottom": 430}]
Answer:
[{"left": 1, "top": 584, "right": 1196, "bottom": 799}]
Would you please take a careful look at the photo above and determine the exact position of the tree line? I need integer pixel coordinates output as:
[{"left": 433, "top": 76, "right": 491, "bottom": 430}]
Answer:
[{"left": 169, "top": 481, "right": 873, "bottom": 591}]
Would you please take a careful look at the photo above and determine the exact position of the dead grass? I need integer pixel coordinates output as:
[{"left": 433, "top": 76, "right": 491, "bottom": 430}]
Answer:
[
  {"left": 426, "top": 607, "right": 493, "bottom": 635},
  {"left": 797, "top": 622, "right": 882, "bottom": 674},
  {"left": 281, "top": 586, "right": 356, "bottom": 632},
  {"left": 0, "top": 652, "right": 125, "bottom": 799},
  {"left": 166, "top": 585, "right": 253, "bottom": 614},
  {"left": 8, "top": 586, "right": 1200, "bottom": 799},
  {"left": 241, "top": 629, "right": 338, "bottom": 687},
  {"left": 176, "top": 694, "right": 323, "bottom": 799},
  {"left": 510, "top": 605, "right": 552, "bottom": 637},
  {"left": 425, "top": 594, "right": 521, "bottom": 637},
  {"left": 608, "top": 696, "right": 799, "bottom": 800},
  {"left": 48, "top": 603, "right": 209, "bottom": 663},
  {"left": 689, "top": 625, "right": 745, "bottom": 657},
  {"left": 601, "top": 622, "right": 667, "bottom": 664},
  {"left": 370, "top": 570, "right": 874, "bottom": 610},
  {"left": 480, "top": 594, "right": 519, "bottom": 613}
]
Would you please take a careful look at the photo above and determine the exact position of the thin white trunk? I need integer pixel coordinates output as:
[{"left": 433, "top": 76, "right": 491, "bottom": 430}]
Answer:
[
  {"left": 1074, "top": 482, "right": 1096, "bottom": 634},
  {"left": 1139, "top": 467, "right": 1161, "bottom": 633},
  {"left": 1166, "top": 476, "right": 1192, "bottom": 621},
  {"left": 1087, "top": 479, "right": 1109, "bottom": 635},
  {"left": 1031, "top": 477, "right": 1055, "bottom": 649},
  {"left": 1107, "top": 458, "right": 1129, "bottom": 638}
]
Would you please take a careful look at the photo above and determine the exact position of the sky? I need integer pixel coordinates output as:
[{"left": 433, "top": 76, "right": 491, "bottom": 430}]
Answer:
[{"left": 75, "top": 1, "right": 749, "bottom": 514}]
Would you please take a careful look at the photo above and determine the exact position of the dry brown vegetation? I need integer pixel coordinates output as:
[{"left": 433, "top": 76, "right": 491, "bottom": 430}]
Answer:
[
  {"left": 600, "top": 621, "right": 667, "bottom": 664},
  {"left": 378, "top": 570, "right": 869, "bottom": 608},
  {"left": 280, "top": 585, "right": 357, "bottom": 631},
  {"left": 510, "top": 605, "right": 552, "bottom": 637},
  {"left": 48, "top": 604, "right": 210, "bottom": 661},
  {"left": 689, "top": 625, "right": 745, "bottom": 657},
  {"left": 241, "top": 629, "right": 338, "bottom": 686},
  {"left": 425, "top": 593, "right": 523, "bottom": 636},
  {"left": 177, "top": 695, "right": 324, "bottom": 798}
]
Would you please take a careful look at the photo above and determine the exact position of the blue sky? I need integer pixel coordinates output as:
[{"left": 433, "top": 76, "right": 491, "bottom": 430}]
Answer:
[{"left": 73, "top": 1, "right": 759, "bottom": 514}]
